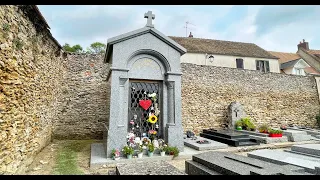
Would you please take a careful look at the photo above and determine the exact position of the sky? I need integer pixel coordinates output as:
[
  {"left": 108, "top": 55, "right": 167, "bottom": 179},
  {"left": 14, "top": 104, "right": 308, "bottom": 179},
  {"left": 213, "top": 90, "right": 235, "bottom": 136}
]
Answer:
[{"left": 38, "top": 5, "right": 320, "bottom": 53}]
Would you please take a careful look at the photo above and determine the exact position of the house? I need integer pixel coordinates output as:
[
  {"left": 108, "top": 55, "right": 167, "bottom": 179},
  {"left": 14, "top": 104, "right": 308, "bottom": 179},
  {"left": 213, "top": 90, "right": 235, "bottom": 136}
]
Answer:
[
  {"left": 268, "top": 39, "right": 320, "bottom": 76},
  {"left": 169, "top": 36, "right": 280, "bottom": 73}
]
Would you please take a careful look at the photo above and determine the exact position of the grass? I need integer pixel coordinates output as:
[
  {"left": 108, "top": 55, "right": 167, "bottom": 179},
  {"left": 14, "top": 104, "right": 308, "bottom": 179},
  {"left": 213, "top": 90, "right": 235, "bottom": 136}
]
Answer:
[{"left": 52, "top": 140, "right": 93, "bottom": 175}]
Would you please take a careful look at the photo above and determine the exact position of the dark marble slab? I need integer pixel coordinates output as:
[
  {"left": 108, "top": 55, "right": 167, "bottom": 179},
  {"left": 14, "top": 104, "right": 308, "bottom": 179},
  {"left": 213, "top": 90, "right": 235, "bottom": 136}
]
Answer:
[{"left": 116, "top": 160, "right": 187, "bottom": 175}]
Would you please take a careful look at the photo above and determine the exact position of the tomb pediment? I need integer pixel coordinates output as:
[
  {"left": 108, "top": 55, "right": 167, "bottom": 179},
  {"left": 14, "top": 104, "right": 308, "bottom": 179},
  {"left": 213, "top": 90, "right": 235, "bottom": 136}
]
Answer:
[{"left": 104, "top": 27, "right": 187, "bottom": 63}]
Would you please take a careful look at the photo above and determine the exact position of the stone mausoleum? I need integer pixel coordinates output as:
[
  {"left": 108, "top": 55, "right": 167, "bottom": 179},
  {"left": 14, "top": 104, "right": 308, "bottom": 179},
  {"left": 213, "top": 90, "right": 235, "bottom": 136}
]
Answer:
[{"left": 103, "top": 11, "right": 187, "bottom": 157}]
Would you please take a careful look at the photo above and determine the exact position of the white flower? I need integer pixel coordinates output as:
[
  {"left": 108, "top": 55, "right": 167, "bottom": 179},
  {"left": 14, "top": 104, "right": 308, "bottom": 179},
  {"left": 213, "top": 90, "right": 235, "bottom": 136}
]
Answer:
[
  {"left": 147, "top": 94, "right": 152, "bottom": 97},
  {"left": 144, "top": 92, "right": 147, "bottom": 95},
  {"left": 152, "top": 93, "right": 156, "bottom": 97}
]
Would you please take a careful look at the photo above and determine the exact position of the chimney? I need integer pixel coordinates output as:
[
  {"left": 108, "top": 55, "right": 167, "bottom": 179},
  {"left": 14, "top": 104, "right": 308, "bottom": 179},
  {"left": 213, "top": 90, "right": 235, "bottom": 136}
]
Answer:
[
  {"left": 297, "top": 39, "right": 309, "bottom": 50},
  {"left": 189, "top": 32, "right": 193, "bottom": 38}
]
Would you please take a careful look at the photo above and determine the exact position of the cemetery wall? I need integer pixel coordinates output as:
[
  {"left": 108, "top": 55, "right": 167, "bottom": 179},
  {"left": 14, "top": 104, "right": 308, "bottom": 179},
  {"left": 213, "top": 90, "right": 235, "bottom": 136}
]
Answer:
[
  {"left": 181, "top": 63, "right": 320, "bottom": 133},
  {"left": 53, "top": 54, "right": 110, "bottom": 139},
  {"left": 0, "top": 5, "right": 66, "bottom": 174}
]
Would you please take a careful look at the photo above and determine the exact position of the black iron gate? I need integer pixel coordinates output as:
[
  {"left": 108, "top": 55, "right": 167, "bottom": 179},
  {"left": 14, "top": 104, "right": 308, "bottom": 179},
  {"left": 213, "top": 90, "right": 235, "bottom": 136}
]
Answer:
[{"left": 128, "top": 80, "right": 162, "bottom": 140}]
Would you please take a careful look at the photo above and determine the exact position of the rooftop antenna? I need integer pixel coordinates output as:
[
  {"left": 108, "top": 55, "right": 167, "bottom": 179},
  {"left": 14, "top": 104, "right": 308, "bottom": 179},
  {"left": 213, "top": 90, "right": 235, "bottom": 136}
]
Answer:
[{"left": 183, "top": 21, "right": 196, "bottom": 37}]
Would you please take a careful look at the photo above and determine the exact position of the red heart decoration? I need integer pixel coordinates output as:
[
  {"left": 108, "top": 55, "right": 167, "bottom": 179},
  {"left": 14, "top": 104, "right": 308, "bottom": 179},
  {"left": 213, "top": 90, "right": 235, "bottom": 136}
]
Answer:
[{"left": 139, "top": 100, "right": 152, "bottom": 110}]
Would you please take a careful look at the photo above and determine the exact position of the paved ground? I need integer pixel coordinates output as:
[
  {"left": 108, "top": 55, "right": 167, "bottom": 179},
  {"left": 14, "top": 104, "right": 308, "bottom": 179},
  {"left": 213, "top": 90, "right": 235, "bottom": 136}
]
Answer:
[{"left": 22, "top": 139, "right": 320, "bottom": 175}]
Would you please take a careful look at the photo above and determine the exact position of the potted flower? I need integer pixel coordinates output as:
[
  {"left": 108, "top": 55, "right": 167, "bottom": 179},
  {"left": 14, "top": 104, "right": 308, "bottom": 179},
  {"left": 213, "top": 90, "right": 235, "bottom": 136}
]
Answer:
[
  {"left": 122, "top": 145, "right": 134, "bottom": 159},
  {"left": 235, "top": 120, "right": 243, "bottom": 130},
  {"left": 268, "top": 129, "right": 283, "bottom": 137},
  {"left": 111, "top": 149, "right": 120, "bottom": 160},
  {"left": 159, "top": 144, "right": 167, "bottom": 156},
  {"left": 258, "top": 124, "right": 269, "bottom": 134},
  {"left": 137, "top": 145, "right": 143, "bottom": 158},
  {"left": 147, "top": 143, "right": 155, "bottom": 157},
  {"left": 166, "top": 146, "right": 179, "bottom": 157}
]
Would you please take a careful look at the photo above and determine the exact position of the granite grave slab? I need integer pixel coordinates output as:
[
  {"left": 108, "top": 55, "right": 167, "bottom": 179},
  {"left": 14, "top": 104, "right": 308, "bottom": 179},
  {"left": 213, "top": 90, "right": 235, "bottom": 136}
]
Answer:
[
  {"left": 248, "top": 149, "right": 320, "bottom": 174},
  {"left": 185, "top": 151, "right": 310, "bottom": 175},
  {"left": 184, "top": 136, "right": 228, "bottom": 151},
  {"left": 291, "top": 144, "right": 320, "bottom": 156},
  {"left": 281, "top": 129, "right": 313, "bottom": 142},
  {"left": 116, "top": 160, "right": 187, "bottom": 175}
]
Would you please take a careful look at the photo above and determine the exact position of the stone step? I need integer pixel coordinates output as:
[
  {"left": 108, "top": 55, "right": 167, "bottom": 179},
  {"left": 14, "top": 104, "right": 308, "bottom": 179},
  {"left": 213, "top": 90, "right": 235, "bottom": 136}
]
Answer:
[
  {"left": 291, "top": 144, "right": 320, "bottom": 156},
  {"left": 185, "top": 160, "right": 222, "bottom": 175}
]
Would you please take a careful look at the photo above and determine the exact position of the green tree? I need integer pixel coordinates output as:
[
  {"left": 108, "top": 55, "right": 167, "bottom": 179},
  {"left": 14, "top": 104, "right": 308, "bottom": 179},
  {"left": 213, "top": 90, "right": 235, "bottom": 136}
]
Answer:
[
  {"left": 87, "top": 42, "right": 106, "bottom": 54},
  {"left": 62, "top": 43, "right": 83, "bottom": 53}
]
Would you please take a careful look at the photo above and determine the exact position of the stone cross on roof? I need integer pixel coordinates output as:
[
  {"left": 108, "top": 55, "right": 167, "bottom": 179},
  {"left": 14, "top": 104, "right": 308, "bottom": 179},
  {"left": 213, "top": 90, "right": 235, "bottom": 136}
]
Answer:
[{"left": 144, "top": 11, "right": 155, "bottom": 28}]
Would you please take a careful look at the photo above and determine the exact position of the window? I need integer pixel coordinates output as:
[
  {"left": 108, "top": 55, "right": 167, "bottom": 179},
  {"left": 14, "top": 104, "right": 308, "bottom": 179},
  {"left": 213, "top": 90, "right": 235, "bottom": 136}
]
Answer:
[
  {"left": 295, "top": 68, "right": 305, "bottom": 75},
  {"left": 256, "top": 60, "right": 270, "bottom": 72},
  {"left": 236, "top": 58, "right": 244, "bottom": 69}
]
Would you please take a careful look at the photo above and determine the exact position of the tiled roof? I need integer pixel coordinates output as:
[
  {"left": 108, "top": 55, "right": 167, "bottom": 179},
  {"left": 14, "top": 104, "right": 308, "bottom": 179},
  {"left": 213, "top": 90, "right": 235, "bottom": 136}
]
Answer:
[
  {"left": 307, "top": 49, "right": 320, "bottom": 58},
  {"left": 268, "top": 51, "right": 301, "bottom": 63},
  {"left": 280, "top": 59, "right": 299, "bottom": 69},
  {"left": 169, "top": 36, "right": 279, "bottom": 59}
]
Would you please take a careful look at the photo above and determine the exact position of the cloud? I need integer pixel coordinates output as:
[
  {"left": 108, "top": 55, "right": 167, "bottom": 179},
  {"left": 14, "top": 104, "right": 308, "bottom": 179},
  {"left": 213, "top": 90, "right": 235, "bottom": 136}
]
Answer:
[{"left": 38, "top": 5, "right": 320, "bottom": 52}]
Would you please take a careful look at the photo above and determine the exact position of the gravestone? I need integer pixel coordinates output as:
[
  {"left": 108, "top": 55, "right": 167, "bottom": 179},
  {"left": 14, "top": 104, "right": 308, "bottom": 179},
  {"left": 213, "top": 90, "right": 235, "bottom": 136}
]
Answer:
[
  {"left": 102, "top": 11, "right": 187, "bottom": 158},
  {"left": 227, "top": 102, "right": 246, "bottom": 130}
]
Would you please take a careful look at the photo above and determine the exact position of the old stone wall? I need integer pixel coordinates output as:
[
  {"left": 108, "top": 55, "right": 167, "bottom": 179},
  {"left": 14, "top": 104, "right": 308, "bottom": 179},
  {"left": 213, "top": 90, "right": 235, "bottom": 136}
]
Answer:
[
  {"left": 53, "top": 53, "right": 110, "bottom": 139},
  {"left": 0, "top": 5, "right": 66, "bottom": 174},
  {"left": 181, "top": 63, "right": 320, "bottom": 133}
]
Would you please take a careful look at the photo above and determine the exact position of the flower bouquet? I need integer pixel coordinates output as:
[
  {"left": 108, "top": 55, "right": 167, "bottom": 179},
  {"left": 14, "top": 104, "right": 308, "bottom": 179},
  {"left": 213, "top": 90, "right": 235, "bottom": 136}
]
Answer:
[
  {"left": 159, "top": 144, "right": 167, "bottom": 156},
  {"left": 122, "top": 145, "right": 134, "bottom": 159},
  {"left": 137, "top": 144, "right": 144, "bottom": 158},
  {"left": 111, "top": 149, "right": 120, "bottom": 160},
  {"left": 147, "top": 143, "right": 155, "bottom": 157}
]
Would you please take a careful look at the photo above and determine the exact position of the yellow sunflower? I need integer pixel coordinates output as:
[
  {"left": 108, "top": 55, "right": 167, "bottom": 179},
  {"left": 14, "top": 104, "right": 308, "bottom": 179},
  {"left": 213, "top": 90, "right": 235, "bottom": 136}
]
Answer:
[{"left": 148, "top": 115, "right": 158, "bottom": 124}]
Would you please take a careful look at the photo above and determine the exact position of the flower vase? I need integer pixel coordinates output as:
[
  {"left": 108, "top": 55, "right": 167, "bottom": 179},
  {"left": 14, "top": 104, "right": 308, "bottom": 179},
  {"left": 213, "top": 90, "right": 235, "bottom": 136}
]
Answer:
[
  {"left": 148, "top": 151, "right": 153, "bottom": 157},
  {"left": 127, "top": 154, "right": 132, "bottom": 159},
  {"left": 113, "top": 156, "right": 120, "bottom": 160},
  {"left": 137, "top": 152, "right": 143, "bottom": 158},
  {"left": 160, "top": 151, "right": 165, "bottom": 156}
]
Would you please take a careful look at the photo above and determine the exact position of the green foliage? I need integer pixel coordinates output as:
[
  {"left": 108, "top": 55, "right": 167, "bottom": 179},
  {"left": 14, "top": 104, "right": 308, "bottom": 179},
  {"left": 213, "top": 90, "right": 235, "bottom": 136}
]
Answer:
[
  {"left": 235, "top": 120, "right": 243, "bottom": 127},
  {"left": 240, "top": 117, "right": 256, "bottom": 131},
  {"left": 148, "top": 143, "right": 155, "bottom": 152},
  {"left": 316, "top": 112, "right": 320, "bottom": 128},
  {"left": 87, "top": 42, "right": 106, "bottom": 54},
  {"left": 2, "top": 23, "right": 10, "bottom": 32},
  {"left": 235, "top": 117, "right": 256, "bottom": 131},
  {"left": 13, "top": 38, "right": 23, "bottom": 50},
  {"left": 52, "top": 140, "right": 93, "bottom": 175},
  {"left": 258, "top": 124, "right": 269, "bottom": 132},
  {"left": 62, "top": 43, "right": 83, "bottom": 53},
  {"left": 122, "top": 145, "right": 134, "bottom": 155},
  {"left": 166, "top": 146, "right": 179, "bottom": 157},
  {"left": 268, "top": 129, "right": 283, "bottom": 134}
]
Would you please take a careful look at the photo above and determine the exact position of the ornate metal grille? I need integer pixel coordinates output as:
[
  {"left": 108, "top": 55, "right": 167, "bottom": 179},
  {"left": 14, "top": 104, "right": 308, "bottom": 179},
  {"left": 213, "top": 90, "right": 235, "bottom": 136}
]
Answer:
[{"left": 128, "top": 80, "right": 162, "bottom": 139}]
